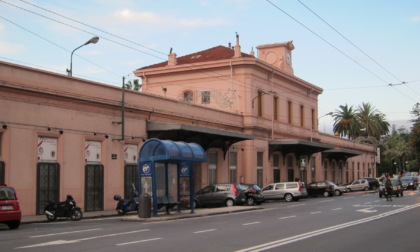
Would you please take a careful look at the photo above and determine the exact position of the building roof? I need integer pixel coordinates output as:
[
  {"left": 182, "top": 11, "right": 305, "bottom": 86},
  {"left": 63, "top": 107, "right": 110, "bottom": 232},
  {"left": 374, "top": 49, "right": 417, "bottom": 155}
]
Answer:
[{"left": 137, "top": 45, "right": 255, "bottom": 70}]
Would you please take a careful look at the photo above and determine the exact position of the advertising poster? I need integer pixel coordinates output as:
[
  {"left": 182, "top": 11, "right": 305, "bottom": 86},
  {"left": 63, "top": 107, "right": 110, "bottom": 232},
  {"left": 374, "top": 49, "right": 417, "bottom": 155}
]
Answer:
[
  {"left": 124, "top": 144, "right": 138, "bottom": 164},
  {"left": 37, "top": 137, "right": 57, "bottom": 161},
  {"left": 85, "top": 141, "right": 101, "bottom": 162}
]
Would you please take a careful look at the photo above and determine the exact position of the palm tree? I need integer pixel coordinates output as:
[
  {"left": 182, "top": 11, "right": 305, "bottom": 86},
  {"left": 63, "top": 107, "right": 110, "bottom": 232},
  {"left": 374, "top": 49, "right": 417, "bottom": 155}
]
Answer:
[
  {"left": 124, "top": 79, "right": 141, "bottom": 91},
  {"left": 332, "top": 104, "right": 360, "bottom": 139},
  {"left": 356, "top": 102, "right": 389, "bottom": 139}
]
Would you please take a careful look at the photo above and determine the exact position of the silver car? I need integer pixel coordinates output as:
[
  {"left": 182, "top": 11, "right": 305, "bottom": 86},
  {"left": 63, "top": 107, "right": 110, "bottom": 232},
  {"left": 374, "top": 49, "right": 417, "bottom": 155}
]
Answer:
[
  {"left": 345, "top": 179, "right": 370, "bottom": 192},
  {"left": 261, "top": 182, "right": 307, "bottom": 202}
]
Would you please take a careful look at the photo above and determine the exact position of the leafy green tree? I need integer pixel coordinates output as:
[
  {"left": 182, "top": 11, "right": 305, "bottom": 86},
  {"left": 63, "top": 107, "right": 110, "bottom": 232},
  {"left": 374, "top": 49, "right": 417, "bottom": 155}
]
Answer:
[{"left": 409, "top": 103, "right": 420, "bottom": 169}]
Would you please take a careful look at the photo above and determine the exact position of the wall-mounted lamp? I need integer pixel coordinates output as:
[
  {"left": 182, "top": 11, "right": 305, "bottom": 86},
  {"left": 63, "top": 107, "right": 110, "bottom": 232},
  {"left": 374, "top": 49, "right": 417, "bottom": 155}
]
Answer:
[
  {"left": 59, "top": 129, "right": 64, "bottom": 134},
  {"left": 105, "top": 134, "right": 109, "bottom": 139},
  {"left": 2, "top": 123, "right": 7, "bottom": 129},
  {"left": 47, "top": 127, "right": 51, "bottom": 131},
  {"left": 131, "top": 136, "right": 146, "bottom": 141},
  {"left": 93, "top": 132, "right": 97, "bottom": 136}
]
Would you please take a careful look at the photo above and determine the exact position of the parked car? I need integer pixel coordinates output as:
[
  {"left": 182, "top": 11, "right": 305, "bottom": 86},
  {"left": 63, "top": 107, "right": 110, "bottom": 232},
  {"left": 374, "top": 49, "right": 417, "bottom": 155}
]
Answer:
[
  {"left": 360, "top": 177, "right": 380, "bottom": 191},
  {"left": 400, "top": 176, "right": 418, "bottom": 190},
  {"left": 306, "top": 181, "right": 334, "bottom": 197},
  {"left": 240, "top": 184, "right": 264, "bottom": 206},
  {"left": 194, "top": 183, "right": 246, "bottom": 208},
  {"left": 329, "top": 181, "right": 347, "bottom": 196},
  {"left": 0, "top": 185, "right": 22, "bottom": 229},
  {"left": 345, "top": 179, "right": 370, "bottom": 192},
  {"left": 379, "top": 178, "right": 402, "bottom": 198},
  {"left": 261, "top": 182, "right": 307, "bottom": 202}
]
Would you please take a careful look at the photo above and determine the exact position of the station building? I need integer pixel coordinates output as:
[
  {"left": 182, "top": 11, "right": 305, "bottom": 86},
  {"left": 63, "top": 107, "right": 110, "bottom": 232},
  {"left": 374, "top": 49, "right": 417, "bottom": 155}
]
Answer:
[{"left": 0, "top": 37, "right": 377, "bottom": 216}]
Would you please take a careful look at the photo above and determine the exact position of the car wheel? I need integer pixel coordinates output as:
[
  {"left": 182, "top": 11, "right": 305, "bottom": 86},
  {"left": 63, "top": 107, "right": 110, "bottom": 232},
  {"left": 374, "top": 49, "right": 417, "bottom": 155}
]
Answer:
[
  {"left": 347, "top": 188, "right": 352, "bottom": 192},
  {"left": 323, "top": 191, "right": 330, "bottom": 197},
  {"left": 246, "top": 197, "right": 255, "bottom": 206},
  {"left": 6, "top": 221, "right": 20, "bottom": 230},
  {"left": 364, "top": 186, "right": 369, "bottom": 191},
  {"left": 225, "top": 198, "right": 234, "bottom": 207},
  {"left": 334, "top": 190, "right": 341, "bottom": 196},
  {"left": 284, "top": 193, "right": 293, "bottom": 202}
]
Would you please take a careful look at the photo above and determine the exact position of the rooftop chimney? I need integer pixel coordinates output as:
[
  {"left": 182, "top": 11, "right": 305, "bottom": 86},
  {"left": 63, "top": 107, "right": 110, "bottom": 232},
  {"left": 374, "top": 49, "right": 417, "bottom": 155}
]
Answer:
[
  {"left": 168, "top": 52, "right": 177, "bottom": 66},
  {"left": 233, "top": 33, "right": 241, "bottom": 57}
]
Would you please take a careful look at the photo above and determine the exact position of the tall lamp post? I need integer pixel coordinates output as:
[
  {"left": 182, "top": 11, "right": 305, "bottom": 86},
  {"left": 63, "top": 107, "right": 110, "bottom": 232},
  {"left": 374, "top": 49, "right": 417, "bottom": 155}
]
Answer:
[{"left": 66, "top": 36, "right": 100, "bottom": 76}]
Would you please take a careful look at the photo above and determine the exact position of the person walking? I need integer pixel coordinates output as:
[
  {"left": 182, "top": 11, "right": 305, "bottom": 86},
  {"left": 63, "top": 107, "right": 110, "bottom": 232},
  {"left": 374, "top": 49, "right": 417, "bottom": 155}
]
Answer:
[
  {"left": 398, "top": 171, "right": 406, "bottom": 197},
  {"left": 385, "top": 174, "right": 393, "bottom": 201}
]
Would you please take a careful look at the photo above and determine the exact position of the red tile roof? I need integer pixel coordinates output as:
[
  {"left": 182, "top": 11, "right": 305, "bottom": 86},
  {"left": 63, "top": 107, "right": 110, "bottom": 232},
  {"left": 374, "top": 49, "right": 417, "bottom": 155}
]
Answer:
[{"left": 137, "top": 45, "right": 255, "bottom": 70}]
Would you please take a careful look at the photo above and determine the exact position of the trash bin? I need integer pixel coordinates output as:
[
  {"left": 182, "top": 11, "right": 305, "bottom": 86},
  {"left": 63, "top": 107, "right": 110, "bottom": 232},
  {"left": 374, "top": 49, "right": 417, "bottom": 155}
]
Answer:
[{"left": 138, "top": 193, "right": 151, "bottom": 218}]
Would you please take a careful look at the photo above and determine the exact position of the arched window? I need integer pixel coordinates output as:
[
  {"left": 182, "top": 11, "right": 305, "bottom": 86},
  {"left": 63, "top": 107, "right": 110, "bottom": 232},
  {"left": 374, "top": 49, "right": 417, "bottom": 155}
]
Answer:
[{"left": 183, "top": 91, "right": 193, "bottom": 102}]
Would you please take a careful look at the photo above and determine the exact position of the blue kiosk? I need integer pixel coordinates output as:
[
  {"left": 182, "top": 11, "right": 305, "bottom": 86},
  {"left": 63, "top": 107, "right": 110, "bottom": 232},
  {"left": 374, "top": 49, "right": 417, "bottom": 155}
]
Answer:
[{"left": 138, "top": 138, "right": 206, "bottom": 217}]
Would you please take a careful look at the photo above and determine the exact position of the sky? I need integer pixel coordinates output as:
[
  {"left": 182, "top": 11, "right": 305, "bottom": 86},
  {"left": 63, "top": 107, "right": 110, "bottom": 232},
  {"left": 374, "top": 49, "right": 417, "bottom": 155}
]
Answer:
[{"left": 1, "top": 0, "right": 419, "bottom": 133}]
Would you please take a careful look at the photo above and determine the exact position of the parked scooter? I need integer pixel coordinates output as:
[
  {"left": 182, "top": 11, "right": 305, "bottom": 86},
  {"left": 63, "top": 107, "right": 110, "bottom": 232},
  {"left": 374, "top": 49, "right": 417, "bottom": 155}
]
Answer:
[
  {"left": 114, "top": 183, "right": 139, "bottom": 215},
  {"left": 44, "top": 195, "right": 83, "bottom": 221}
]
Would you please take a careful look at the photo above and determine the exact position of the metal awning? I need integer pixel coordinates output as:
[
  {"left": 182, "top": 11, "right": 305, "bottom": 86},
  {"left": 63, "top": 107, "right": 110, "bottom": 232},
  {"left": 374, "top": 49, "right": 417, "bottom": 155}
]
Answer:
[
  {"left": 269, "top": 139, "right": 334, "bottom": 157},
  {"left": 147, "top": 121, "right": 253, "bottom": 156},
  {"left": 322, "top": 149, "right": 363, "bottom": 161}
]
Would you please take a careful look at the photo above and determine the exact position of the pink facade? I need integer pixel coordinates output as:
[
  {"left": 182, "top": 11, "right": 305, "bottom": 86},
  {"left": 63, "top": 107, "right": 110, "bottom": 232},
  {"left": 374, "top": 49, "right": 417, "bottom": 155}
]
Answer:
[{"left": 0, "top": 39, "right": 376, "bottom": 216}]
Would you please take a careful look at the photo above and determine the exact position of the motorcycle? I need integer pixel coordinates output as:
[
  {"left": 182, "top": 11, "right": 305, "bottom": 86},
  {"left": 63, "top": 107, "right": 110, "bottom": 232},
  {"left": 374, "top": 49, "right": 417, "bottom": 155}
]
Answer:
[
  {"left": 114, "top": 183, "right": 139, "bottom": 215},
  {"left": 44, "top": 195, "right": 83, "bottom": 221}
]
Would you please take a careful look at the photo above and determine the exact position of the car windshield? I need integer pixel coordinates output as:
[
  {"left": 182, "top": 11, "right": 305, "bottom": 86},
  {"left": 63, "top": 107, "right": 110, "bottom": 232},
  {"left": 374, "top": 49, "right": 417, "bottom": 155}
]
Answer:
[
  {"left": 0, "top": 187, "right": 17, "bottom": 200},
  {"left": 401, "top": 177, "right": 413, "bottom": 182}
]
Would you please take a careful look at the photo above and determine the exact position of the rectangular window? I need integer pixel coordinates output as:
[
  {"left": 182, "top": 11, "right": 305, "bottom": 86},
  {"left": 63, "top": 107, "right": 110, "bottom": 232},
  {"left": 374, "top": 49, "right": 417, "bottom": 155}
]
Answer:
[
  {"left": 208, "top": 152, "right": 217, "bottom": 184},
  {"left": 229, "top": 152, "right": 237, "bottom": 183},
  {"left": 324, "top": 160, "right": 328, "bottom": 180},
  {"left": 257, "top": 152, "right": 263, "bottom": 187},
  {"left": 257, "top": 90, "right": 263, "bottom": 117},
  {"left": 201, "top": 91, "right": 210, "bottom": 104},
  {"left": 273, "top": 96, "right": 278, "bottom": 121},
  {"left": 300, "top": 105, "right": 304, "bottom": 127},
  {"left": 311, "top": 157, "right": 315, "bottom": 182},
  {"left": 311, "top": 109, "right": 315, "bottom": 129},
  {"left": 0, "top": 161, "right": 4, "bottom": 185},
  {"left": 288, "top": 101, "right": 292, "bottom": 124}
]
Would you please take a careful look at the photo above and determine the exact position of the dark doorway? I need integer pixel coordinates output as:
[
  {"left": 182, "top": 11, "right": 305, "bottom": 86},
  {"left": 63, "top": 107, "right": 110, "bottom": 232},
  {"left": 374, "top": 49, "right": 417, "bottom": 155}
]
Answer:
[
  {"left": 36, "top": 163, "right": 60, "bottom": 215},
  {"left": 85, "top": 164, "right": 104, "bottom": 212}
]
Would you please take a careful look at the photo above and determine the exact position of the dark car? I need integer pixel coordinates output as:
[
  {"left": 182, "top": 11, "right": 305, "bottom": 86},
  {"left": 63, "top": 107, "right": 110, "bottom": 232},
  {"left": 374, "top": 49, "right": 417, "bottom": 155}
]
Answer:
[
  {"left": 194, "top": 183, "right": 246, "bottom": 208},
  {"left": 0, "top": 185, "right": 22, "bottom": 229},
  {"left": 360, "top": 177, "right": 380, "bottom": 191},
  {"left": 400, "top": 176, "right": 418, "bottom": 190},
  {"left": 379, "top": 178, "right": 402, "bottom": 198},
  {"left": 306, "top": 181, "right": 335, "bottom": 197},
  {"left": 240, "top": 184, "right": 264, "bottom": 206}
]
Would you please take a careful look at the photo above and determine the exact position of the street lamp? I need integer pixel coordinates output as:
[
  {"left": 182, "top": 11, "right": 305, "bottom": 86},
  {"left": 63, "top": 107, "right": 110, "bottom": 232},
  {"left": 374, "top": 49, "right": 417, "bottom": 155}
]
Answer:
[{"left": 66, "top": 36, "right": 100, "bottom": 76}]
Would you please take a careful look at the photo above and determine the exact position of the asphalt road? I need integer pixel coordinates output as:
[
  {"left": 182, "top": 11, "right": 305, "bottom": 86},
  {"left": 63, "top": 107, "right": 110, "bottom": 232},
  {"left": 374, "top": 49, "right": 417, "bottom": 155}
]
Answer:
[{"left": 1, "top": 190, "right": 419, "bottom": 252}]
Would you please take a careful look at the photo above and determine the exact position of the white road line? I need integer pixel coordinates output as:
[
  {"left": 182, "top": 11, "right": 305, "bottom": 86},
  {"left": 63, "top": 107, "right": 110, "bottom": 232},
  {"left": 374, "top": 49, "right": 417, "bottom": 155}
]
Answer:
[
  {"left": 278, "top": 216, "right": 296, "bottom": 220},
  {"left": 193, "top": 229, "right": 216, "bottom": 234},
  {"left": 343, "top": 197, "right": 354, "bottom": 199},
  {"left": 287, "top": 203, "right": 306, "bottom": 208},
  {"left": 318, "top": 199, "right": 334, "bottom": 203},
  {"left": 16, "top": 229, "right": 150, "bottom": 249},
  {"left": 332, "top": 208, "right": 342, "bottom": 211},
  {"left": 116, "top": 238, "right": 162, "bottom": 246},
  {"left": 242, "top": 222, "right": 261, "bottom": 226},
  {"left": 236, "top": 203, "right": 420, "bottom": 252},
  {"left": 310, "top": 211, "right": 321, "bottom": 214},
  {"left": 30, "top": 228, "right": 102, "bottom": 238}
]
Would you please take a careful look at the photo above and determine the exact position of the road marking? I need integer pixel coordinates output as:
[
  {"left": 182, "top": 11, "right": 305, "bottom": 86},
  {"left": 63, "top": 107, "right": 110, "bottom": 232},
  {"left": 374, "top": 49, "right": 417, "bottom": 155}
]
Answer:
[
  {"left": 243, "top": 222, "right": 261, "bottom": 226},
  {"left": 286, "top": 203, "right": 306, "bottom": 208},
  {"left": 236, "top": 203, "right": 420, "bottom": 252},
  {"left": 16, "top": 229, "right": 150, "bottom": 249},
  {"left": 310, "top": 211, "right": 321, "bottom": 214},
  {"left": 343, "top": 197, "right": 354, "bottom": 199},
  {"left": 193, "top": 229, "right": 216, "bottom": 234},
  {"left": 117, "top": 238, "right": 162, "bottom": 246},
  {"left": 30, "top": 228, "right": 102, "bottom": 238},
  {"left": 357, "top": 208, "right": 377, "bottom": 213},
  {"left": 318, "top": 199, "right": 334, "bottom": 203},
  {"left": 278, "top": 216, "right": 296, "bottom": 220},
  {"left": 332, "top": 208, "right": 342, "bottom": 211}
]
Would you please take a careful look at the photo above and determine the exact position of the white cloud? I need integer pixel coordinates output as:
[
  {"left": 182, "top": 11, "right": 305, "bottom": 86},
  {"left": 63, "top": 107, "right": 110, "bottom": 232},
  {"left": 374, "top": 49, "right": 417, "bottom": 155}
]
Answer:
[
  {"left": 410, "top": 16, "right": 420, "bottom": 22},
  {"left": 112, "top": 9, "right": 229, "bottom": 27},
  {"left": 0, "top": 41, "right": 25, "bottom": 54}
]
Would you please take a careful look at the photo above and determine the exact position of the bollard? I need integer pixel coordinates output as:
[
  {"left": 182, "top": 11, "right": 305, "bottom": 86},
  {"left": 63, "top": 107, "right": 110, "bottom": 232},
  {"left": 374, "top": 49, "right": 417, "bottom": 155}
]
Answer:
[{"left": 138, "top": 193, "right": 151, "bottom": 218}]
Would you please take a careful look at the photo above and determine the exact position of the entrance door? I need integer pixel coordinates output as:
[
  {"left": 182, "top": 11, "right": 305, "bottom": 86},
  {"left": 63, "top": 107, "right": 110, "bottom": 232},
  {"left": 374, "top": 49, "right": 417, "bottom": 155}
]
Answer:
[
  {"left": 36, "top": 163, "right": 60, "bottom": 215},
  {"left": 124, "top": 164, "right": 138, "bottom": 199},
  {"left": 85, "top": 164, "right": 104, "bottom": 212}
]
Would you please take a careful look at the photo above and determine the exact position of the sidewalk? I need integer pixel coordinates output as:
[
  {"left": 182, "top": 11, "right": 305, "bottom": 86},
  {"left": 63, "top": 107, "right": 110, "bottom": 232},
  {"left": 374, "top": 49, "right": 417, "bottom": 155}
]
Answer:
[{"left": 21, "top": 206, "right": 261, "bottom": 224}]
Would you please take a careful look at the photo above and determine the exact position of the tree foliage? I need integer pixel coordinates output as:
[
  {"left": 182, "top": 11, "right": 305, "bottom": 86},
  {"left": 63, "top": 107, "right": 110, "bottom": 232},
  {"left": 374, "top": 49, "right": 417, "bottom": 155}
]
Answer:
[{"left": 124, "top": 79, "right": 141, "bottom": 91}]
